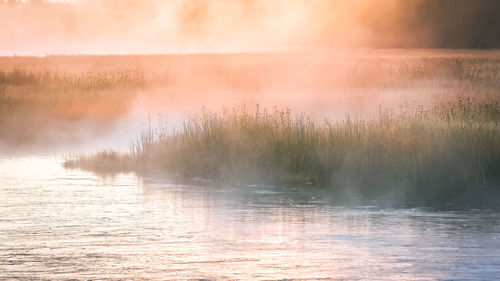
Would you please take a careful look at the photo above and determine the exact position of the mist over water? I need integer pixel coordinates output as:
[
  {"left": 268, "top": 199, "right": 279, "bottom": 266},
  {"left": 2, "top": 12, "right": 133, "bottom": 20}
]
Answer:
[
  {"left": 1, "top": 1, "right": 500, "bottom": 278},
  {"left": 1, "top": 54, "right": 499, "bottom": 280}
]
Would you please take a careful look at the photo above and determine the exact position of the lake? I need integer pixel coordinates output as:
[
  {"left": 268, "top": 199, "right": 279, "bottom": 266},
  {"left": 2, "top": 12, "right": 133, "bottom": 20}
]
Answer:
[{"left": 1, "top": 156, "right": 499, "bottom": 280}]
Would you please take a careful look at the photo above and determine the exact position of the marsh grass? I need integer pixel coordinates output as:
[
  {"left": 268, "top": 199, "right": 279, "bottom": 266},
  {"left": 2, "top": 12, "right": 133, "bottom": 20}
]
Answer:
[
  {"left": 2, "top": 54, "right": 499, "bottom": 145},
  {"left": 0, "top": 68, "right": 153, "bottom": 144},
  {"left": 63, "top": 151, "right": 135, "bottom": 175},
  {"left": 67, "top": 99, "right": 500, "bottom": 205},
  {"left": 0, "top": 68, "right": 146, "bottom": 87}
]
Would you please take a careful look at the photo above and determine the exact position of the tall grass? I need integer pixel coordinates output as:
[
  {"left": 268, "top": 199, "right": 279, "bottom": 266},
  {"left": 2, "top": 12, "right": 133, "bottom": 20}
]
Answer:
[
  {"left": 66, "top": 99, "right": 500, "bottom": 205},
  {"left": 0, "top": 68, "right": 152, "bottom": 144},
  {"left": 0, "top": 68, "right": 150, "bottom": 94},
  {"left": 2, "top": 53, "right": 499, "bottom": 147}
]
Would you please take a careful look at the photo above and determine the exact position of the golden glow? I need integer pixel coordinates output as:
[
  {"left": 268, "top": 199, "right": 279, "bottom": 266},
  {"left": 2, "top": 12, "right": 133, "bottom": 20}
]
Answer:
[{"left": 0, "top": 0, "right": 425, "bottom": 55}]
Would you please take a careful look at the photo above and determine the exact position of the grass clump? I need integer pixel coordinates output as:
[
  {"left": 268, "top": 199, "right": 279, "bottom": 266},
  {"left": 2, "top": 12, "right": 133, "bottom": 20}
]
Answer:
[
  {"left": 64, "top": 151, "right": 135, "bottom": 175},
  {"left": 67, "top": 99, "right": 500, "bottom": 205}
]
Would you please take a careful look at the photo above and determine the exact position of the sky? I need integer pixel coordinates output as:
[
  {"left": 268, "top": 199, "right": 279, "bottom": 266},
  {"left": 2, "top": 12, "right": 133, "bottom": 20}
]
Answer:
[{"left": 1, "top": 0, "right": 499, "bottom": 55}]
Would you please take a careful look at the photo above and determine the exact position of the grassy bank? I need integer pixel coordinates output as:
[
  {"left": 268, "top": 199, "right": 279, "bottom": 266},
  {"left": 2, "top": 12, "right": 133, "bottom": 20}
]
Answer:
[
  {"left": 65, "top": 98, "right": 500, "bottom": 205},
  {"left": 0, "top": 68, "right": 150, "bottom": 144}
]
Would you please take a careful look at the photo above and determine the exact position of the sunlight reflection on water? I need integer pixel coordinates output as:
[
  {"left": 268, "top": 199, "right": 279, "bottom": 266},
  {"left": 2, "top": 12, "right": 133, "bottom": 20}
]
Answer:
[{"left": 0, "top": 156, "right": 499, "bottom": 280}]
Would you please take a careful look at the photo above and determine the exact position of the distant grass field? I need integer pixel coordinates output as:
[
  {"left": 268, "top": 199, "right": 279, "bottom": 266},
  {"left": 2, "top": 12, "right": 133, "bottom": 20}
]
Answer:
[
  {"left": 0, "top": 68, "right": 145, "bottom": 144},
  {"left": 1, "top": 51, "right": 500, "bottom": 148}
]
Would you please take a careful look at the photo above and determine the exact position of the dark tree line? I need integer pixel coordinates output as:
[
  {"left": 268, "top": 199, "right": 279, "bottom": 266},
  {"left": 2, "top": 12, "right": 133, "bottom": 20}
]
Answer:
[
  {"left": 362, "top": 0, "right": 500, "bottom": 48},
  {"left": 422, "top": 0, "right": 500, "bottom": 48}
]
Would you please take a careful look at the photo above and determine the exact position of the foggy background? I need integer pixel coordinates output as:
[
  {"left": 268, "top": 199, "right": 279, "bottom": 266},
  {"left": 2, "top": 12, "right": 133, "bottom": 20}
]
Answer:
[{"left": 1, "top": 0, "right": 499, "bottom": 56}]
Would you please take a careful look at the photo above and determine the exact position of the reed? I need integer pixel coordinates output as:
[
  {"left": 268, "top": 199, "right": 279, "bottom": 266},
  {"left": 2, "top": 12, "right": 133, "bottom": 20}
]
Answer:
[{"left": 67, "top": 99, "right": 500, "bottom": 204}]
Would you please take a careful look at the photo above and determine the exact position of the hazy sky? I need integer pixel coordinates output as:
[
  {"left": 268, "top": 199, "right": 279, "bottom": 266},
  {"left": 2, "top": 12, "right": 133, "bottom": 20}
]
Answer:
[{"left": 1, "top": 0, "right": 499, "bottom": 55}]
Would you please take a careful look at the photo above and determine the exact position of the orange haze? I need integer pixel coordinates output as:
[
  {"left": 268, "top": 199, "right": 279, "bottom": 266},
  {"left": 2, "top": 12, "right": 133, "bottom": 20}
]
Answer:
[{"left": 1, "top": 0, "right": 499, "bottom": 55}]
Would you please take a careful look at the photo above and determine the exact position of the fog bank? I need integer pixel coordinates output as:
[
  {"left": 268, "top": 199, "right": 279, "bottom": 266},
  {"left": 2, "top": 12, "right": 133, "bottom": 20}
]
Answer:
[{"left": 1, "top": 0, "right": 499, "bottom": 55}]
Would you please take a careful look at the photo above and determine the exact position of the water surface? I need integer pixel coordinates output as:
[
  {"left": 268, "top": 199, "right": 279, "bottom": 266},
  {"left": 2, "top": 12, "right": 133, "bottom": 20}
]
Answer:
[{"left": 1, "top": 156, "right": 499, "bottom": 280}]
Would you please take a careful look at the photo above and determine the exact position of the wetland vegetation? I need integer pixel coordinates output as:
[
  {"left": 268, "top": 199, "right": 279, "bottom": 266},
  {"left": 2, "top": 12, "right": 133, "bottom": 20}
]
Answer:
[
  {"left": 1, "top": 53, "right": 500, "bottom": 206},
  {"left": 64, "top": 97, "right": 500, "bottom": 206}
]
